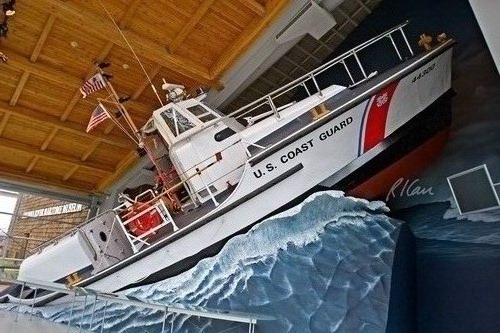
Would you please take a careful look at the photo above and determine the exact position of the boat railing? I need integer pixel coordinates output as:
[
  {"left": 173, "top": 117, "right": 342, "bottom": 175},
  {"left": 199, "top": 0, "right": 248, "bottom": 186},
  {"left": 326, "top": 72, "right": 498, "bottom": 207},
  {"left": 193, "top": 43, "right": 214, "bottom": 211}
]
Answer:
[
  {"left": 229, "top": 20, "right": 413, "bottom": 124},
  {"left": 112, "top": 192, "right": 179, "bottom": 254},
  {"left": 2, "top": 278, "right": 266, "bottom": 332},
  {"left": 30, "top": 208, "right": 119, "bottom": 254}
]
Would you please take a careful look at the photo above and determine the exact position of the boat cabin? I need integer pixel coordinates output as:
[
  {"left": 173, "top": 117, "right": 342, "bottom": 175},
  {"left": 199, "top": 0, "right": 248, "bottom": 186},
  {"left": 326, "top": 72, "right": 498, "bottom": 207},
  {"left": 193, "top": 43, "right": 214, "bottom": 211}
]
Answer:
[{"left": 146, "top": 94, "right": 247, "bottom": 206}]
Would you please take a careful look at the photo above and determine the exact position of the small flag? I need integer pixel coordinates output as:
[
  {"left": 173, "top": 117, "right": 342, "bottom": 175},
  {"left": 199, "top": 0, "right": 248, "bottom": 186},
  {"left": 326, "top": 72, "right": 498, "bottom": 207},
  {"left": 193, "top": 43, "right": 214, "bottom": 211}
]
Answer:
[
  {"left": 86, "top": 103, "right": 110, "bottom": 133},
  {"left": 80, "top": 73, "right": 107, "bottom": 98}
]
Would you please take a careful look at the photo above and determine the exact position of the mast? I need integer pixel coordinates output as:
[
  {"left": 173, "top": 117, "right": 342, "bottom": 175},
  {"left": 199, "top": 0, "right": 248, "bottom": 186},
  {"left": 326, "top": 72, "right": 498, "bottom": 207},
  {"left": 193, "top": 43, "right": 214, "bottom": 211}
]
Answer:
[{"left": 94, "top": 64, "right": 141, "bottom": 145}]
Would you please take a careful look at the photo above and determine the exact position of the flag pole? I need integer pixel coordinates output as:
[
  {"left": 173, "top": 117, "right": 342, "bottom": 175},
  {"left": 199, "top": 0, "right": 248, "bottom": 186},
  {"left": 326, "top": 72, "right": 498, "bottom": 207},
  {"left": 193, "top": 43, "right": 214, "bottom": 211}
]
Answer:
[
  {"left": 96, "top": 99, "right": 139, "bottom": 144},
  {"left": 96, "top": 66, "right": 141, "bottom": 142}
]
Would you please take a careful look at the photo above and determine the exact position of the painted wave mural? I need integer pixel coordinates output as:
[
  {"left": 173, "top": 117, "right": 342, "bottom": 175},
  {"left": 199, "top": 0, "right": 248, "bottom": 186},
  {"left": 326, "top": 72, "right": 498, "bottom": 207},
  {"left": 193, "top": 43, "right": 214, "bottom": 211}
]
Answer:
[{"left": 5, "top": 191, "right": 402, "bottom": 332}]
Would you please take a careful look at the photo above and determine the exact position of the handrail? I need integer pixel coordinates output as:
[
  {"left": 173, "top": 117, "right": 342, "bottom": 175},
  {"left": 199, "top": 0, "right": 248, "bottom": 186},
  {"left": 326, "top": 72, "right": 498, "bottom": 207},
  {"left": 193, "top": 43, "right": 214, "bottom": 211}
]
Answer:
[
  {"left": 2, "top": 278, "right": 268, "bottom": 331},
  {"left": 227, "top": 20, "right": 412, "bottom": 120}
]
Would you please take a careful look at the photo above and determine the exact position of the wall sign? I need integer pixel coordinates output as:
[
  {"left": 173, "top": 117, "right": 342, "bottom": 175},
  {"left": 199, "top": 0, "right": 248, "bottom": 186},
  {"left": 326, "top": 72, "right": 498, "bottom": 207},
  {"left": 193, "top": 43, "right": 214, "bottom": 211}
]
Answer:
[{"left": 22, "top": 203, "right": 85, "bottom": 218}]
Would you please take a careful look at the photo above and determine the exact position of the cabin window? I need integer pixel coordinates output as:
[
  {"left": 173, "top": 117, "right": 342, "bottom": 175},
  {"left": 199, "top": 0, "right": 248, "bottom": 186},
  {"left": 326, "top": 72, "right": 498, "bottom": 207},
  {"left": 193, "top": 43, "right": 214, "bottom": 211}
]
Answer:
[
  {"left": 160, "top": 107, "right": 194, "bottom": 136},
  {"left": 214, "top": 127, "right": 236, "bottom": 142},
  {"left": 187, "top": 104, "right": 207, "bottom": 116},
  {"left": 187, "top": 105, "right": 217, "bottom": 123}
]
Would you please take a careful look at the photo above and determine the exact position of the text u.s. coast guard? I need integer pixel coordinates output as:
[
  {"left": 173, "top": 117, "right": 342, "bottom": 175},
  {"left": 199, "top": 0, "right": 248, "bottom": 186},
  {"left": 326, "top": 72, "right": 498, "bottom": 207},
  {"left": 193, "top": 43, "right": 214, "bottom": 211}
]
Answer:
[{"left": 253, "top": 116, "right": 353, "bottom": 179}]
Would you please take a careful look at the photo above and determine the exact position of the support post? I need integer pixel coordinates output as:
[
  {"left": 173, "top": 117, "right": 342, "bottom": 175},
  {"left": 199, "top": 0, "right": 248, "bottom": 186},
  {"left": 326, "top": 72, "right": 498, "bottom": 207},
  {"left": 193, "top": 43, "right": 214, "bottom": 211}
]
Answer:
[
  {"left": 267, "top": 96, "right": 280, "bottom": 119},
  {"left": 388, "top": 33, "right": 402, "bottom": 60},
  {"left": 15, "top": 282, "right": 25, "bottom": 322},
  {"left": 78, "top": 294, "right": 88, "bottom": 332},
  {"left": 100, "top": 301, "right": 108, "bottom": 333},
  {"left": 161, "top": 307, "right": 168, "bottom": 333},
  {"left": 89, "top": 295, "right": 98, "bottom": 330},
  {"left": 29, "top": 288, "right": 38, "bottom": 321},
  {"left": 302, "top": 82, "right": 311, "bottom": 96},
  {"left": 341, "top": 59, "right": 355, "bottom": 85},
  {"left": 399, "top": 27, "right": 414, "bottom": 56},
  {"left": 67, "top": 292, "right": 77, "bottom": 330},
  {"left": 352, "top": 52, "right": 367, "bottom": 79},
  {"left": 310, "top": 74, "right": 322, "bottom": 96},
  {"left": 171, "top": 313, "right": 177, "bottom": 333}
]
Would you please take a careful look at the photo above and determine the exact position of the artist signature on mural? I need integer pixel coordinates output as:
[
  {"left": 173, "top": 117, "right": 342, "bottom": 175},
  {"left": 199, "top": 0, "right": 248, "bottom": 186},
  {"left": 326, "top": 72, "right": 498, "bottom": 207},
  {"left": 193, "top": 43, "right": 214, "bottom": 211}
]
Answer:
[{"left": 386, "top": 177, "right": 434, "bottom": 201}]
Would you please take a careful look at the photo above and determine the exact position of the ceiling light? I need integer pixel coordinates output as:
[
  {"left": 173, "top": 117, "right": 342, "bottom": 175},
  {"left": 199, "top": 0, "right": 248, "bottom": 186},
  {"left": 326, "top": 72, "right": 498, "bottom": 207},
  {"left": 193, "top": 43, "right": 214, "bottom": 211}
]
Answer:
[{"left": 2, "top": 1, "right": 15, "bottom": 16}]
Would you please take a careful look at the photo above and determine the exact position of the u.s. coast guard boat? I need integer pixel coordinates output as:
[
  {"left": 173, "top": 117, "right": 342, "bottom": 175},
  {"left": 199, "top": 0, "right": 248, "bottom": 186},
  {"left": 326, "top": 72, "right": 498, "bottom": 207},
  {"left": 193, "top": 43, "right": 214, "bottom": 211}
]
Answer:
[{"left": 1, "top": 21, "right": 455, "bottom": 305}]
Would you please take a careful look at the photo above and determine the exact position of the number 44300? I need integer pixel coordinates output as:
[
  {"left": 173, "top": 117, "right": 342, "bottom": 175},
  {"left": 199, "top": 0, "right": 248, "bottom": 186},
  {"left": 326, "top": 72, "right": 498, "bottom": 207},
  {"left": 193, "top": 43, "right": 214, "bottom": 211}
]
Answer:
[{"left": 412, "top": 63, "right": 435, "bottom": 83}]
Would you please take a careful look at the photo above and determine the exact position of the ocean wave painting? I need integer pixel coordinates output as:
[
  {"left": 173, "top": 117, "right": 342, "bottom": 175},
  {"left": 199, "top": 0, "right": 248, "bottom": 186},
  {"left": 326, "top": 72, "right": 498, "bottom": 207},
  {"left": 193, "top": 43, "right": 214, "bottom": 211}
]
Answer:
[{"left": 6, "top": 191, "right": 403, "bottom": 332}]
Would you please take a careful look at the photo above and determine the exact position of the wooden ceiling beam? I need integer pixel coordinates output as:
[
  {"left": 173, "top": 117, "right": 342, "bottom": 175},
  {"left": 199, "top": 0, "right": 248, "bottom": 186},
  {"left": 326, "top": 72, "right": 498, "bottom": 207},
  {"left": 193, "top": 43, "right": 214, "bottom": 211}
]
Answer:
[
  {"left": 131, "top": 64, "right": 162, "bottom": 100},
  {"left": 63, "top": 165, "right": 79, "bottom": 181},
  {"left": 169, "top": 0, "right": 216, "bottom": 53},
  {"left": 62, "top": 1, "right": 139, "bottom": 122},
  {"left": 81, "top": 139, "right": 101, "bottom": 162},
  {"left": 38, "top": 0, "right": 216, "bottom": 86},
  {"left": 60, "top": 41, "right": 113, "bottom": 122},
  {"left": 97, "top": 150, "right": 138, "bottom": 191},
  {"left": 0, "top": 165, "right": 98, "bottom": 195},
  {"left": 25, "top": 156, "right": 39, "bottom": 173},
  {"left": 4, "top": 50, "right": 154, "bottom": 120},
  {"left": 6, "top": 50, "right": 83, "bottom": 88},
  {"left": 118, "top": 0, "right": 143, "bottom": 28},
  {"left": 40, "top": 127, "right": 58, "bottom": 151},
  {"left": 0, "top": 112, "right": 11, "bottom": 136},
  {"left": 31, "top": 14, "right": 57, "bottom": 62},
  {"left": 0, "top": 136, "right": 114, "bottom": 173},
  {"left": 10, "top": 71, "right": 30, "bottom": 106},
  {"left": 238, "top": 0, "right": 266, "bottom": 17},
  {"left": 210, "top": 0, "right": 289, "bottom": 79},
  {"left": 0, "top": 101, "right": 133, "bottom": 149}
]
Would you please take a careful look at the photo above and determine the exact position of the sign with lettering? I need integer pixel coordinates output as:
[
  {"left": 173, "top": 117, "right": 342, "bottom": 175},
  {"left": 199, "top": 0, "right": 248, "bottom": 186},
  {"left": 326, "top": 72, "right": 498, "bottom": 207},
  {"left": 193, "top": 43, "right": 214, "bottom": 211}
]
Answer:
[{"left": 22, "top": 203, "right": 85, "bottom": 218}]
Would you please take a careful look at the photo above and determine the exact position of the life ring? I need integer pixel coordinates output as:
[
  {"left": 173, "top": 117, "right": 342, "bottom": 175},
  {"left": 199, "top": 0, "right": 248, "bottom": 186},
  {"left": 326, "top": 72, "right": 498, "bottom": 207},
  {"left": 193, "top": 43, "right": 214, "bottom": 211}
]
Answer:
[{"left": 126, "top": 203, "right": 162, "bottom": 237}]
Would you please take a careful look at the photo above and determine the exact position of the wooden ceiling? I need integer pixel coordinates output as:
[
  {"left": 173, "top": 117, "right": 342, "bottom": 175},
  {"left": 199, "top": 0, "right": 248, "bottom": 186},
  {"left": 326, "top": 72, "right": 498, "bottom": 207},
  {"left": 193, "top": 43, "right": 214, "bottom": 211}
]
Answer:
[{"left": 0, "top": 0, "right": 289, "bottom": 197}]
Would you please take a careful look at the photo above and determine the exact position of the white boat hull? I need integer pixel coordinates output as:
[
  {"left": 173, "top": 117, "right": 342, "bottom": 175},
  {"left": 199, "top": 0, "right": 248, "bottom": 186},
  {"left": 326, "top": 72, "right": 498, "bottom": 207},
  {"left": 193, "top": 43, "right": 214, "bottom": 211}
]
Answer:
[{"left": 85, "top": 45, "right": 453, "bottom": 294}]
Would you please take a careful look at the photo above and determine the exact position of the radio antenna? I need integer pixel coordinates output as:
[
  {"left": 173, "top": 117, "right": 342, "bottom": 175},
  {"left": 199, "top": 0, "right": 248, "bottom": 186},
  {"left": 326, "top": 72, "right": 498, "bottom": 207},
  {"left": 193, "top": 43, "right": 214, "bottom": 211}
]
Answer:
[{"left": 98, "top": 0, "right": 164, "bottom": 106}]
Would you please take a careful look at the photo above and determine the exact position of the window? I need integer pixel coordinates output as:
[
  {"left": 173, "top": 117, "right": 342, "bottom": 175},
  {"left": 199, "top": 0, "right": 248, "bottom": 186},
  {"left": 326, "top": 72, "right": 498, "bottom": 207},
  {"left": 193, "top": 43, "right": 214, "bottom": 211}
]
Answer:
[
  {"left": 160, "top": 108, "right": 194, "bottom": 136},
  {"left": 187, "top": 105, "right": 217, "bottom": 123}
]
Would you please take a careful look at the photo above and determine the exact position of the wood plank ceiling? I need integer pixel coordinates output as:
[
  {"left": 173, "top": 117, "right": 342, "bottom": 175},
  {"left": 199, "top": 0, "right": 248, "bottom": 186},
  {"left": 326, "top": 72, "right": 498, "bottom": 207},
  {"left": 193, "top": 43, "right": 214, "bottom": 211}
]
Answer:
[{"left": 0, "top": 0, "right": 289, "bottom": 196}]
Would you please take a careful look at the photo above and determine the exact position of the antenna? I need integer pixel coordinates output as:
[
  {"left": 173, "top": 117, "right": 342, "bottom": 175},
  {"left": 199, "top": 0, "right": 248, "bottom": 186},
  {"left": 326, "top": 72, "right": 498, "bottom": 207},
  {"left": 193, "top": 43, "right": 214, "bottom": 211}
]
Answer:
[{"left": 98, "top": 0, "right": 164, "bottom": 107}]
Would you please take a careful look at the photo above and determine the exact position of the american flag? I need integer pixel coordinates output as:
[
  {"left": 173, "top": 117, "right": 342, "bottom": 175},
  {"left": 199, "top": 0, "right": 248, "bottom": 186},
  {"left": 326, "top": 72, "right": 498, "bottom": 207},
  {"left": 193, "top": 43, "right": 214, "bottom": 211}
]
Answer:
[
  {"left": 86, "top": 103, "right": 110, "bottom": 133},
  {"left": 80, "top": 73, "right": 107, "bottom": 98}
]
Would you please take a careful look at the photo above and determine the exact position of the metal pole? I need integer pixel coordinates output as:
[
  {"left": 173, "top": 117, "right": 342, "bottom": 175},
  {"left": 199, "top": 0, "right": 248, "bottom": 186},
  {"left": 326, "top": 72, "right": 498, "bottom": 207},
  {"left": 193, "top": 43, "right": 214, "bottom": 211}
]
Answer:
[
  {"left": 170, "top": 313, "right": 176, "bottom": 333},
  {"left": 89, "top": 295, "right": 98, "bottom": 331},
  {"left": 78, "top": 295, "right": 88, "bottom": 332},
  {"left": 100, "top": 301, "right": 108, "bottom": 333},
  {"left": 302, "top": 82, "right": 311, "bottom": 96},
  {"left": 341, "top": 59, "right": 355, "bottom": 85},
  {"left": 161, "top": 308, "right": 168, "bottom": 333},
  {"left": 29, "top": 288, "right": 38, "bottom": 321},
  {"left": 67, "top": 292, "right": 77, "bottom": 330},
  {"left": 86, "top": 195, "right": 100, "bottom": 220},
  {"left": 267, "top": 96, "right": 280, "bottom": 119},
  {"left": 15, "top": 282, "right": 25, "bottom": 322},
  {"left": 388, "top": 33, "right": 402, "bottom": 60},
  {"left": 309, "top": 74, "right": 322, "bottom": 96},
  {"left": 352, "top": 52, "right": 367, "bottom": 79},
  {"left": 399, "top": 27, "right": 414, "bottom": 56}
]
